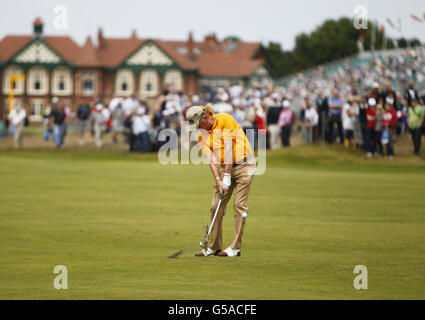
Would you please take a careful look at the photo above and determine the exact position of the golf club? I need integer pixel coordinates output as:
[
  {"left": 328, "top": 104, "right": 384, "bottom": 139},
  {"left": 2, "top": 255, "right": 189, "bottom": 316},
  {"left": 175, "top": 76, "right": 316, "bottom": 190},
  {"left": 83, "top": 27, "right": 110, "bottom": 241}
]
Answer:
[{"left": 200, "top": 192, "right": 224, "bottom": 250}]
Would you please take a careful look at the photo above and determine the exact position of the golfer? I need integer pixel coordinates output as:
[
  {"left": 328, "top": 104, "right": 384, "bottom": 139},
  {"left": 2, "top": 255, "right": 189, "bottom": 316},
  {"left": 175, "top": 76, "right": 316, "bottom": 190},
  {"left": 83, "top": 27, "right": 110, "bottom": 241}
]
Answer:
[{"left": 187, "top": 104, "right": 256, "bottom": 257}]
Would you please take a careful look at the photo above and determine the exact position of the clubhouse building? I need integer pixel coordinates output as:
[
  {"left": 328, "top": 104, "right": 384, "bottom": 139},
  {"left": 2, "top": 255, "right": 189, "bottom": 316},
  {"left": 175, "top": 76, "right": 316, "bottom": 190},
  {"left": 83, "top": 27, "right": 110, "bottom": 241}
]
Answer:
[{"left": 0, "top": 18, "right": 275, "bottom": 120}]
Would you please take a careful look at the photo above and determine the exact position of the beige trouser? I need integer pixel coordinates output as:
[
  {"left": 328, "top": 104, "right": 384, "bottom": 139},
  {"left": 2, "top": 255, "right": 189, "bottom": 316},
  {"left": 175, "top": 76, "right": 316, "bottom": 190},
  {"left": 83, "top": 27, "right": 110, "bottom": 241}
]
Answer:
[
  {"left": 209, "top": 162, "right": 256, "bottom": 251},
  {"left": 268, "top": 124, "right": 281, "bottom": 150},
  {"left": 94, "top": 123, "right": 105, "bottom": 148},
  {"left": 13, "top": 123, "right": 24, "bottom": 149}
]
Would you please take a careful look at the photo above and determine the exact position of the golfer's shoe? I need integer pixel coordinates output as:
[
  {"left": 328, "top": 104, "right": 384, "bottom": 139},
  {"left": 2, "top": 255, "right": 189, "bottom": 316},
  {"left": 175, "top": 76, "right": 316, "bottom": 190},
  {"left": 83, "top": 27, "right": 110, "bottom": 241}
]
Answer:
[
  {"left": 195, "top": 248, "right": 220, "bottom": 257},
  {"left": 218, "top": 247, "right": 241, "bottom": 257}
]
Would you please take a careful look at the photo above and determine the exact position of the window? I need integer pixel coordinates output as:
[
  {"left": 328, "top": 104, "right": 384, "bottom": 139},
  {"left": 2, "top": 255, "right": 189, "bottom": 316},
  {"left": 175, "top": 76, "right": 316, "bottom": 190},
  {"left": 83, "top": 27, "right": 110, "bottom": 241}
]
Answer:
[
  {"left": 29, "top": 99, "right": 45, "bottom": 121},
  {"left": 2, "top": 66, "right": 25, "bottom": 95},
  {"left": 115, "top": 69, "right": 134, "bottom": 96},
  {"left": 58, "top": 76, "right": 65, "bottom": 91},
  {"left": 140, "top": 70, "right": 159, "bottom": 96},
  {"left": 83, "top": 79, "right": 94, "bottom": 93},
  {"left": 34, "top": 76, "right": 41, "bottom": 90},
  {"left": 164, "top": 70, "right": 183, "bottom": 91},
  {"left": 176, "top": 46, "right": 188, "bottom": 55},
  {"left": 27, "top": 67, "right": 48, "bottom": 95},
  {"left": 52, "top": 67, "right": 73, "bottom": 96}
]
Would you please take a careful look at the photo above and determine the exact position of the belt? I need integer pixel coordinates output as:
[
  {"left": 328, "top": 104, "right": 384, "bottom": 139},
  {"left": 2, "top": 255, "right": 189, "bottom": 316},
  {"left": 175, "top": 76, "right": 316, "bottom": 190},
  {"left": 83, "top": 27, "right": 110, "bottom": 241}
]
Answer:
[{"left": 221, "top": 156, "right": 254, "bottom": 168}]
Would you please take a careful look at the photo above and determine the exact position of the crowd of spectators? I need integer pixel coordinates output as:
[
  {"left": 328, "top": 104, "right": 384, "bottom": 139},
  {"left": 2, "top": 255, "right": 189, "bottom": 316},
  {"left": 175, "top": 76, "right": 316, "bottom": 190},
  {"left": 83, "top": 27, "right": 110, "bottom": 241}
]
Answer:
[{"left": 1, "top": 48, "right": 425, "bottom": 157}]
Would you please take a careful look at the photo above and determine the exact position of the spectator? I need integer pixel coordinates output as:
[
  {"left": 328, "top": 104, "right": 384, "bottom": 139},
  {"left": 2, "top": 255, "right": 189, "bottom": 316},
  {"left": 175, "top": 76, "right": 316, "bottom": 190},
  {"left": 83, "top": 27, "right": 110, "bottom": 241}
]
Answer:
[
  {"left": 382, "top": 100, "right": 398, "bottom": 158},
  {"left": 350, "top": 95, "right": 363, "bottom": 148},
  {"left": 7, "top": 104, "right": 26, "bottom": 148},
  {"left": 91, "top": 102, "right": 106, "bottom": 148},
  {"left": 407, "top": 99, "right": 424, "bottom": 155},
  {"left": 302, "top": 98, "right": 319, "bottom": 143},
  {"left": 327, "top": 88, "right": 344, "bottom": 144},
  {"left": 366, "top": 98, "right": 377, "bottom": 158},
  {"left": 242, "top": 104, "right": 256, "bottom": 149},
  {"left": 76, "top": 103, "right": 91, "bottom": 145},
  {"left": 375, "top": 103, "right": 384, "bottom": 157},
  {"left": 123, "top": 93, "right": 140, "bottom": 116},
  {"left": 315, "top": 89, "right": 328, "bottom": 142},
  {"left": 342, "top": 97, "right": 355, "bottom": 148},
  {"left": 111, "top": 100, "right": 125, "bottom": 143},
  {"left": 278, "top": 100, "right": 294, "bottom": 147},
  {"left": 405, "top": 81, "right": 419, "bottom": 107},
  {"left": 358, "top": 97, "right": 369, "bottom": 150},
  {"left": 266, "top": 93, "right": 282, "bottom": 150},
  {"left": 132, "top": 106, "right": 151, "bottom": 153},
  {"left": 0, "top": 115, "right": 6, "bottom": 138},
  {"left": 42, "top": 104, "right": 52, "bottom": 141},
  {"left": 49, "top": 102, "right": 67, "bottom": 149}
]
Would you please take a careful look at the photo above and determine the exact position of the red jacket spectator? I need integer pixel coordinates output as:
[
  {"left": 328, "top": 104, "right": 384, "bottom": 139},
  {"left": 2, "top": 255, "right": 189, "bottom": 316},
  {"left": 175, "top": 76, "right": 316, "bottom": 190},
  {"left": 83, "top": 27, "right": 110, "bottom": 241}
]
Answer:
[
  {"left": 366, "top": 107, "right": 376, "bottom": 128},
  {"left": 382, "top": 107, "right": 398, "bottom": 131}
]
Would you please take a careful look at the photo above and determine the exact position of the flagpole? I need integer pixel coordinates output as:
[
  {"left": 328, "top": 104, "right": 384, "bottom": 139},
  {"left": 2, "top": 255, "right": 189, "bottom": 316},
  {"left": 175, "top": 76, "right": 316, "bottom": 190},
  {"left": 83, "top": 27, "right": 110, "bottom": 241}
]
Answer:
[
  {"left": 382, "top": 26, "right": 387, "bottom": 51},
  {"left": 371, "top": 20, "right": 376, "bottom": 59}
]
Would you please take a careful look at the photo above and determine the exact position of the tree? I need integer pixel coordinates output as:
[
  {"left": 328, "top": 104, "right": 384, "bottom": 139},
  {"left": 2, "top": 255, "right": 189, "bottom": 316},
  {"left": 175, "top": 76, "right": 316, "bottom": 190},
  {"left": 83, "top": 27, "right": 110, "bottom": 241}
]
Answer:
[{"left": 265, "top": 17, "right": 422, "bottom": 76}]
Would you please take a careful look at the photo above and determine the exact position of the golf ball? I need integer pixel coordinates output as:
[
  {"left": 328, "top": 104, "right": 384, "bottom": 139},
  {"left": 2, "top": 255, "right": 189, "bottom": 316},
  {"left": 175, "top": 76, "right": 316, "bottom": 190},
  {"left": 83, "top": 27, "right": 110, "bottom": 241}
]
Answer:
[{"left": 242, "top": 213, "right": 248, "bottom": 218}]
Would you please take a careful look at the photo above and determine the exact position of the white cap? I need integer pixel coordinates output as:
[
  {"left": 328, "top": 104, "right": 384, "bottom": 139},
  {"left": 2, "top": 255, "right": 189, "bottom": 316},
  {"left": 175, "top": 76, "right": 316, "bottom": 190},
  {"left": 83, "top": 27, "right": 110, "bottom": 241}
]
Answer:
[
  {"left": 186, "top": 105, "right": 206, "bottom": 132},
  {"left": 282, "top": 100, "right": 291, "bottom": 108},
  {"left": 191, "top": 95, "right": 200, "bottom": 104},
  {"left": 271, "top": 92, "right": 279, "bottom": 99},
  {"left": 219, "top": 92, "right": 229, "bottom": 102},
  {"left": 136, "top": 107, "right": 146, "bottom": 115},
  {"left": 368, "top": 98, "right": 376, "bottom": 106}
]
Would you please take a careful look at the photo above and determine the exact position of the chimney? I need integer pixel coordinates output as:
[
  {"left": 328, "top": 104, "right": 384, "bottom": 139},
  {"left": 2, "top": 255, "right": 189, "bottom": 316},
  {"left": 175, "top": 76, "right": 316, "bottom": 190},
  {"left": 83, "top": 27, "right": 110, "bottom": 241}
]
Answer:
[
  {"left": 204, "top": 33, "right": 219, "bottom": 45},
  {"left": 187, "top": 31, "right": 194, "bottom": 58},
  {"left": 131, "top": 29, "right": 138, "bottom": 39},
  {"left": 97, "top": 28, "right": 104, "bottom": 49},
  {"left": 33, "top": 17, "right": 43, "bottom": 37}
]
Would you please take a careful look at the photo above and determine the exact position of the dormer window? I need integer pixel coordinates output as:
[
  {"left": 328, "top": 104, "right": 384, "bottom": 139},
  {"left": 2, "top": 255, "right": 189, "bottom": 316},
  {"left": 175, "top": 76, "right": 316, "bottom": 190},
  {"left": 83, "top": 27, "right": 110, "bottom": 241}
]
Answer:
[
  {"left": 52, "top": 67, "right": 73, "bottom": 96},
  {"left": 115, "top": 69, "right": 134, "bottom": 97},
  {"left": 176, "top": 46, "right": 188, "bottom": 55}
]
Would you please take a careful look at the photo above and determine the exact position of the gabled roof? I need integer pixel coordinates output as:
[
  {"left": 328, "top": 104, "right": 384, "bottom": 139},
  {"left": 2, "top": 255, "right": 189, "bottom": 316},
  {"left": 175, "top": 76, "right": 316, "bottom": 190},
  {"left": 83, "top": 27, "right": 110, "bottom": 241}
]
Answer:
[
  {"left": 197, "top": 52, "right": 264, "bottom": 77},
  {"left": 154, "top": 39, "right": 198, "bottom": 70},
  {"left": 44, "top": 36, "right": 81, "bottom": 63},
  {"left": 0, "top": 24, "right": 271, "bottom": 78},
  {"left": 0, "top": 35, "right": 80, "bottom": 64},
  {"left": 0, "top": 36, "right": 32, "bottom": 62},
  {"left": 96, "top": 37, "right": 144, "bottom": 67}
]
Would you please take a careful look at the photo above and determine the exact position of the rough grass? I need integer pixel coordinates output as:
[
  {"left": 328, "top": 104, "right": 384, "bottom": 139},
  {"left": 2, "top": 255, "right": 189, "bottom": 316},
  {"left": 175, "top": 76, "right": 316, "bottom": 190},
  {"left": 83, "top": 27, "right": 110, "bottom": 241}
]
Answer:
[{"left": 0, "top": 145, "right": 424, "bottom": 299}]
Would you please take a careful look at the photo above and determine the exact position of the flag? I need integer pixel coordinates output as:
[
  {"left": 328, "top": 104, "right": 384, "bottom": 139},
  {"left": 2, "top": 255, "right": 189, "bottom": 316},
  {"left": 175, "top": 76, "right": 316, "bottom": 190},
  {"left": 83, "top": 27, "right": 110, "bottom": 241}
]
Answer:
[
  {"left": 380, "top": 24, "right": 385, "bottom": 31},
  {"left": 386, "top": 18, "right": 396, "bottom": 29},
  {"left": 410, "top": 14, "right": 423, "bottom": 23},
  {"left": 397, "top": 17, "right": 402, "bottom": 33},
  {"left": 359, "top": 27, "right": 365, "bottom": 38}
]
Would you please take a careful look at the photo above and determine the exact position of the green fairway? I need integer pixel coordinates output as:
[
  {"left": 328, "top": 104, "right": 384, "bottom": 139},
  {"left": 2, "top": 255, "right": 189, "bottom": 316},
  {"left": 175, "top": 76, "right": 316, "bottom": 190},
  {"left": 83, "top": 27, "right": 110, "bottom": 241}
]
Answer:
[{"left": 0, "top": 146, "right": 424, "bottom": 299}]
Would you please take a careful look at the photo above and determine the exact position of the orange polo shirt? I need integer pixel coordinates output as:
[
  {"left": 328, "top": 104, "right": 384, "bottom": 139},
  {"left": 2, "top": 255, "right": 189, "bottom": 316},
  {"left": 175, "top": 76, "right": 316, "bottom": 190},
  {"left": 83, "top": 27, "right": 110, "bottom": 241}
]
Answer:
[{"left": 198, "top": 113, "right": 253, "bottom": 165}]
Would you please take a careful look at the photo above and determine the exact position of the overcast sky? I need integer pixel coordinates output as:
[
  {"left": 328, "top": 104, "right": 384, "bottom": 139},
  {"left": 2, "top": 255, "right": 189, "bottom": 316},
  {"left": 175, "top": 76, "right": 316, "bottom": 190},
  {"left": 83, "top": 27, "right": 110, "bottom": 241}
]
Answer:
[{"left": 1, "top": 0, "right": 424, "bottom": 50}]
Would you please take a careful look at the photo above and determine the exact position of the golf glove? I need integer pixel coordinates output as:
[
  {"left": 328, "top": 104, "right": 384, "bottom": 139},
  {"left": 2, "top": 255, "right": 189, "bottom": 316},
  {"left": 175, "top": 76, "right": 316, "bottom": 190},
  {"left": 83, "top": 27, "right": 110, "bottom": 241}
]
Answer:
[{"left": 222, "top": 173, "right": 231, "bottom": 188}]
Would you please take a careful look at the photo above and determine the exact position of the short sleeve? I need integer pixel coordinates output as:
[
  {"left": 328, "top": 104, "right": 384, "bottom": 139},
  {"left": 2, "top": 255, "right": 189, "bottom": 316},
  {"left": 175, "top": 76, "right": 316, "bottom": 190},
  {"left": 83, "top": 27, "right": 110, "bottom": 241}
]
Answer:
[{"left": 198, "top": 132, "right": 212, "bottom": 156}]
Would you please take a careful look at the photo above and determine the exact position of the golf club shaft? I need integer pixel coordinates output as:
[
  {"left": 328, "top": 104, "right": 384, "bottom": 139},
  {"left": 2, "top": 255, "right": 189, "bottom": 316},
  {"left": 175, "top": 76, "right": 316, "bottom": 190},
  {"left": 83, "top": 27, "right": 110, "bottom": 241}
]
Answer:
[{"left": 204, "top": 193, "right": 224, "bottom": 243}]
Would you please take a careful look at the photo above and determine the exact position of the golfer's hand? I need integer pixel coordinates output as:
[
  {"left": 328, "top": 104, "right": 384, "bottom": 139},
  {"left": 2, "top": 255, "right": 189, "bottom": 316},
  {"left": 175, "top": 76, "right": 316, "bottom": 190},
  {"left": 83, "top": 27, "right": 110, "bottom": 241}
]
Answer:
[
  {"left": 216, "top": 179, "right": 226, "bottom": 194},
  {"left": 222, "top": 173, "right": 231, "bottom": 189}
]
